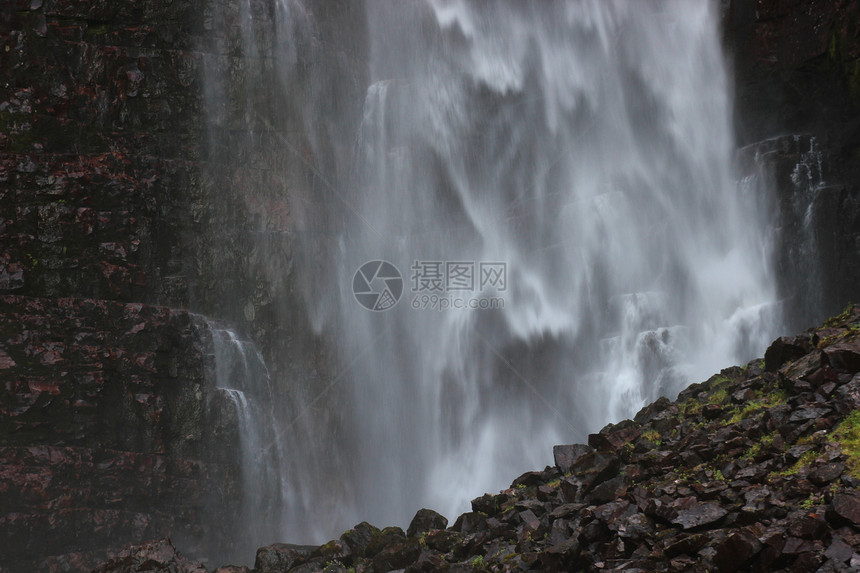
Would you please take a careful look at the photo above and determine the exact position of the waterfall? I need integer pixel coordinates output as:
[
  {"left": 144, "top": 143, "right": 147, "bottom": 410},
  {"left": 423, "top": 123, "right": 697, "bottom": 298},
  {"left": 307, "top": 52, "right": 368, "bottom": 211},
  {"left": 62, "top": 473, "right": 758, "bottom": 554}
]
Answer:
[
  {"left": 199, "top": 319, "right": 311, "bottom": 560},
  {"left": 737, "top": 134, "right": 826, "bottom": 329},
  {"left": 203, "top": 0, "right": 781, "bottom": 550}
]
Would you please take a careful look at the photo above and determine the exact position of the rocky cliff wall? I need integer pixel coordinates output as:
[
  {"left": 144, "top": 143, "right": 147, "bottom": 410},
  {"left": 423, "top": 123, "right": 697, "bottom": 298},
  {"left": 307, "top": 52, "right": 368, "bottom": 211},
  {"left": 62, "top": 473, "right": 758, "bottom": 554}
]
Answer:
[
  {"left": 0, "top": 295, "right": 241, "bottom": 572},
  {"left": 0, "top": 0, "right": 209, "bottom": 306},
  {"left": 1, "top": 0, "right": 367, "bottom": 570},
  {"left": 0, "top": 1, "right": 239, "bottom": 570},
  {"left": 726, "top": 0, "right": 860, "bottom": 328}
]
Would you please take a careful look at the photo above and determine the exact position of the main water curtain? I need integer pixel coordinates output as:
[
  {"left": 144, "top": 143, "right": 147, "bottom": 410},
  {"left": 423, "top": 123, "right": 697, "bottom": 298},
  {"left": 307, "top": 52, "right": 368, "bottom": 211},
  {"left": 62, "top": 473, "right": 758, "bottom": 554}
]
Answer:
[
  {"left": 304, "top": 0, "right": 779, "bottom": 526},
  {"left": 209, "top": 0, "right": 780, "bottom": 546}
]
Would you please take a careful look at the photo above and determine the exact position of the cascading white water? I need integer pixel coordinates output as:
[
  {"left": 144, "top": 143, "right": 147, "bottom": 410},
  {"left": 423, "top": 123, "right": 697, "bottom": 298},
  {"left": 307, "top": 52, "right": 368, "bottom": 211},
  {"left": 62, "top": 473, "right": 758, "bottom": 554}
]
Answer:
[
  {"left": 206, "top": 0, "right": 782, "bottom": 549},
  {"left": 298, "top": 0, "right": 781, "bottom": 526},
  {"left": 202, "top": 321, "right": 301, "bottom": 557},
  {"left": 738, "top": 133, "right": 826, "bottom": 329}
]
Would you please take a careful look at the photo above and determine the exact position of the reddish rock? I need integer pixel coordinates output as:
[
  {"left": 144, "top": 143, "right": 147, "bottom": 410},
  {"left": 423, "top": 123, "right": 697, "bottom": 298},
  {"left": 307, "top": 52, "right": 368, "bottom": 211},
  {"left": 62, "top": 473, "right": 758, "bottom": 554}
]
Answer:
[
  {"left": 663, "top": 533, "right": 708, "bottom": 558},
  {"left": 371, "top": 538, "right": 421, "bottom": 573},
  {"left": 809, "top": 462, "right": 845, "bottom": 486},
  {"left": 254, "top": 543, "right": 316, "bottom": 573},
  {"left": 511, "top": 470, "right": 545, "bottom": 488},
  {"left": 824, "top": 343, "right": 860, "bottom": 372},
  {"left": 788, "top": 511, "right": 829, "bottom": 539},
  {"left": 703, "top": 403, "right": 723, "bottom": 420},
  {"left": 422, "top": 529, "right": 464, "bottom": 554},
  {"left": 570, "top": 451, "right": 621, "bottom": 492},
  {"left": 552, "top": 443, "right": 592, "bottom": 473},
  {"left": 670, "top": 500, "right": 729, "bottom": 530},
  {"left": 339, "top": 521, "right": 381, "bottom": 558},
  {"left": 830, "top": 494, "right": 860, "bottom": 527},
  {"left": 588, "top": 419, "right": 642, "bottom": 452},
  {"left": 633, "top": 396, "right": 672, "bottom": 424},
  {"left": 366, "top": 526, "right": 407, "bottom": 557},
  {"left": 713, "top": 529, "right": 762, "bottom": 572},
  {"left": 765, "top": 335, "right": 813, "bottom": 371},
  {"left": 406, "top": 508, "right": 448, "bottom": 537},
  {"left": 824, "top": 536, "right": 854, "bottom": 563}
]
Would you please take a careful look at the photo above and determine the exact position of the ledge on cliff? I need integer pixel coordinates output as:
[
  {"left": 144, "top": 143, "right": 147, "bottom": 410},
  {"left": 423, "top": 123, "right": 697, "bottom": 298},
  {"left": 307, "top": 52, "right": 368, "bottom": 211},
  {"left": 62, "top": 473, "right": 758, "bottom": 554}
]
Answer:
[{"left": 93, "top": 305, "right": 860, "bottom": 573}]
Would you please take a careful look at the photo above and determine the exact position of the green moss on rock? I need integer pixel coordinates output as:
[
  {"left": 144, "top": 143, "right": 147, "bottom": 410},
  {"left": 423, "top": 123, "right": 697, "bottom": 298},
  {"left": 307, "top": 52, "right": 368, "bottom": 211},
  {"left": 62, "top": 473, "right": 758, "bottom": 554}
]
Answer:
[{"left": 833, "top": 410, "right": 860, "bottom": 479}]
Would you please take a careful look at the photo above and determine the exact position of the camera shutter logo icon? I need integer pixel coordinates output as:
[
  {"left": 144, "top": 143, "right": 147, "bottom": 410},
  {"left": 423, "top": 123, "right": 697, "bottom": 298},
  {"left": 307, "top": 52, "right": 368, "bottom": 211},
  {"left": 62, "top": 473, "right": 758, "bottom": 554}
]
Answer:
[{"left": 352, "top": 260, "right": 403, "bottom": 311}]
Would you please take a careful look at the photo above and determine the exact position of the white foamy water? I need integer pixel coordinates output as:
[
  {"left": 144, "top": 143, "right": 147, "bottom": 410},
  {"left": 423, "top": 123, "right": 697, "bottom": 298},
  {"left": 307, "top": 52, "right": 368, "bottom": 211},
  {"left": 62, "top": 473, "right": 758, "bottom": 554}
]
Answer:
[{"left": 205, "top": 0, "right": 782, "bottom": 551}]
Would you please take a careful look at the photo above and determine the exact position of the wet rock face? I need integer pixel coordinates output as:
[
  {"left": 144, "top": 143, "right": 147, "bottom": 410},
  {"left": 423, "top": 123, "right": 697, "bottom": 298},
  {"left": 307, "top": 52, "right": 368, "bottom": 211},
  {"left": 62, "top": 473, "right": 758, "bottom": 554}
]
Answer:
[
  {"left": 0, "top": 295, "right": 207, "bottom": 455},
  {"left": 727, "top": 1, "right": 860, "bottom": 328},
  {"left": 0, "top": 295, "right": 241, "bottom": 572},
  {"left": 1, "top": 0, "right": 365, "bottom": 570},
  {"left": 736, "top": 132, "right": 860, "bottom": 330},
  {"left": 0, "top": 1, "right": 236, "bottom": 566},
  {"left": 1, "top": 0, "right": 857, "bottom": 572},
  {"left": 96, "top": 306, "right": 860, "bottom": 572},
  {"left": 811, "top": 183, "right": 860, "bottom": 317},
  {"left": 0, "top": 0, "right": 209, "bottom": 307},
  {"left": 724, "top": 0, "right": 860, "bottom": 146}
]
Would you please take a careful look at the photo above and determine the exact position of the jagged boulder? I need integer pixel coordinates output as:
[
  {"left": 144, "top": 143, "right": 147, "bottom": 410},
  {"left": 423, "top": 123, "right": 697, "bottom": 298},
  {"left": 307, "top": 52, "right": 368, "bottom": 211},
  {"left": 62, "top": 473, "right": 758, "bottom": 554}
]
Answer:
[{"left": 407, "top": 508, "right": 448, "bottom": 537}]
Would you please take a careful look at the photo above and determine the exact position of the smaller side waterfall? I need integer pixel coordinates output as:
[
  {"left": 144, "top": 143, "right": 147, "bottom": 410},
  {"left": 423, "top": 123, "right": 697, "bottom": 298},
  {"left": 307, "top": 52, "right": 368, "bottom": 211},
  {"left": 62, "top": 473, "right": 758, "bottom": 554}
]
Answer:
[
  {"left": 787, "top": 136, "right": 826, "bottom": 316},
  {"left": 196, "top": 318, "right": 295, "bottom": 563},
  {"left": 737, "top": 134, "right": 827, "bottom": 329}
]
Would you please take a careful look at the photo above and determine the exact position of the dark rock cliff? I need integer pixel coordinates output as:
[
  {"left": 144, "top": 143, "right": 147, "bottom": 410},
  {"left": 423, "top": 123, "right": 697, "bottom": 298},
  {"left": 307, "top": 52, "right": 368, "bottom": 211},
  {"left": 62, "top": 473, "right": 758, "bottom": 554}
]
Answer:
[
  {"left": 1, "top": 0, "right": 365, "bottom": 570},
  {"left": 0, "top": 0, "right": 207, "bottom": 305},
  {"left": 725, "top": 0, "right": 860, "bottom": 329},
  {"left": 0, "top": 1, "right": 238, "bottom": 570},
  {"left": 0, "top": 295, "right": 240, "bottom": 571}
]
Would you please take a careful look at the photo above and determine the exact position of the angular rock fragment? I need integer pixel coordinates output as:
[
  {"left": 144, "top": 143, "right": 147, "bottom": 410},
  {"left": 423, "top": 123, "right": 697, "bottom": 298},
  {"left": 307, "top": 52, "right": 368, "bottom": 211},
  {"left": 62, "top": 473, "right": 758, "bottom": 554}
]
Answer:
[
  {"left": 552, "top": 443, "right": 593, "bottom": 473},
  {"left": 809, "top": 462, "right": 845, "bottom": 485},
  {"left": 570, "top": 451, "right": 621, "bottom": 491},
  {"left": 371, "top": 538, "right": 422, "bottom": 572},
  {"left": 765, "top": 335, "right": 813, "bottom": 371},
  {"left": 588, "top": 419, "right": 641, "bottom": 452},
  {"left": 670, "top": 500, "right": 728, "bottom": 530},
  {"left": 829, "top": 494, "right": 860, "bottom": 527},
  {"left": 255, "top": 543, "right": 316, "bottom": 573},
  {"left": 663, "top": 533, "right": 708, "bottom": 558},
  {"left": 823, "top": 342, "right": 860, "bottom": 372},
  {"left": 407, "top": 508, "right": 448, "bottom": 537},
  {"left": 340, "top": 521, "right": 381, "bottom": 557},
  {"left": 713, "top": 529, "right": 762, "bottom": 572},
  {"left": 94, "top": 539, "right": 207, "bottom": 573}
]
